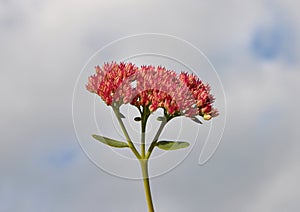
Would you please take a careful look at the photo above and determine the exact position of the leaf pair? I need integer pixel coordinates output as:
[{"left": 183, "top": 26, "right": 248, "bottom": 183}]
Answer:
[{"left": 92, "top": 135, "right": 190, "bottom": 150}]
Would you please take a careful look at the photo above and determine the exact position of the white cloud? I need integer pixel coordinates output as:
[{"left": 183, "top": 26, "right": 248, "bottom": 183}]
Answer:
[{"left": 243, "top": 148, "right": 300, "bottom": 212}]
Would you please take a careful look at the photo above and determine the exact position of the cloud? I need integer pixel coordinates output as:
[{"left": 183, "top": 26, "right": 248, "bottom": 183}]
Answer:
[{"left": 245, "top": 162, "right": 300, "bottom": 212}]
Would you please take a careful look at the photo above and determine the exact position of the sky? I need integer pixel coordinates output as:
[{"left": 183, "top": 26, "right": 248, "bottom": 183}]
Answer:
[{"left": 1, "top": 0, "right": 300, "bottom": 211}]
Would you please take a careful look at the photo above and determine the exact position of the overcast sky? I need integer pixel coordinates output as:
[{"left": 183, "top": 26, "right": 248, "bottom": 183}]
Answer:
[{"left": 1, "top": 0, "right": 300, "bottom": 211}]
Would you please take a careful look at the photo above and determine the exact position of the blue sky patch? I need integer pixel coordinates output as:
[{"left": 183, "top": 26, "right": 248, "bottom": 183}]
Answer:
[
  {"left": 44, "top": 148, "right": 78, "bottom": 169},
  {"left": 249, "top": 11, "right": 298, "bottom": 66},
  {"left": 251, "top": 25, "right": 286, "bottom": 60}
]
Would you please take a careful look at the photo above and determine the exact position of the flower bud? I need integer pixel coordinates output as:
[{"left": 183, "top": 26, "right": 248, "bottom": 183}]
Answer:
[{"left": 203, "top": 114, "right": 212, "bottom": 120}]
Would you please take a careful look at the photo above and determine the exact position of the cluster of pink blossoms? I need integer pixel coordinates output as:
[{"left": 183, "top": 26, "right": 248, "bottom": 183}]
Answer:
[{"left": 86, "top": 62, "right": 218, "bottom": 120}]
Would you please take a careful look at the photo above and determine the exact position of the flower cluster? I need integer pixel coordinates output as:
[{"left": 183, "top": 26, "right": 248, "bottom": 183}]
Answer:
[
  {"left": 179, "top": 72, "right": 218, "bottom": 119},
  {"left": 86, "top": 62, "right": 138, "bottom": 106},
  {"left": 131, "top": 65, "right": 198, "bottom": 116},
  {"left": 86, "top": 62, "right": 218, "bottom": 120}
]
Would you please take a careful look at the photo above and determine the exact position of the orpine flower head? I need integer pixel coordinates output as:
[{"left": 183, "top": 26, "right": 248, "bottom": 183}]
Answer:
[
  {"left": 86, "top": 62, "right": 138, "bottom": 106},
  {"left": 131, "top": 65, "right": 178, "bottom": 113},
  {"left": 179, "top": 72, "right": 219, "bottom": 119},
  {"left": 86, "top": 62, "right": 218, "bottom": 120},
  {"left": 130, "top": 65, "right": 198, "bottom": 116}
]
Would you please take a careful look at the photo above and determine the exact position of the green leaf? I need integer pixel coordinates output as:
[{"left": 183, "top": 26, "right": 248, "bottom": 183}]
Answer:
[
  {"left": 190, "top": 116, "right": 203, "bottom": 124},
  {"left": 92, "top": 135, "right": 129, "bottom": 148},
  {"left": 157, "top": 116, "right": 167, "bottom": 122},
  {"left": 134, "top": 117, "right": 141, "bottom": 121},
  {"left": 156, "top": 141, "right": 190, "bottom": 150},
  {"left": 119, "top": 112, "right": 126, "bottom": 118}
]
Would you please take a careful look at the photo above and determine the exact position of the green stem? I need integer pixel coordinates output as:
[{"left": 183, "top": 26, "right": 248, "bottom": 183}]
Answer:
[
  {"left": 141, "top": 123, "right": 146, "bottom": 158},
  {"left": 140, "top": 106, "right": 149, "bottom": 158},
  {"left": 141, "top": 119, "right": 147, "bottom": 158},
  {"left": 113, "top": 107, "right": 141, "bottom": 159},
  {"left": 140, "top": 159, "right": 154, "bottom": 212},
  {"left": 146, "top": 120, "right": 167, "bottom": 159}
]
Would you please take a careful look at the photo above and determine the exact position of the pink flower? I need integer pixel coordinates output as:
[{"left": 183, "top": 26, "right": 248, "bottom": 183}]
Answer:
[
  {"left": 179, "top": 72, "right": 219, "bottom": 119},
  {"left": 86, "top": 62, "right": 218, "bottom": 119},
  {"left": 130, "top": 65, "right": 197, "bottom": 116},
  {"left": 86, "top": 62, "right": 138, "bottom": 106}
]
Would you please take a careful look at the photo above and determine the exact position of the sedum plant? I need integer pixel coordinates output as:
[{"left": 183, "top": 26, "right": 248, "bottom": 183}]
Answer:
[{"left": 86, "top": 62, "right": 218, "bottom": 212}]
